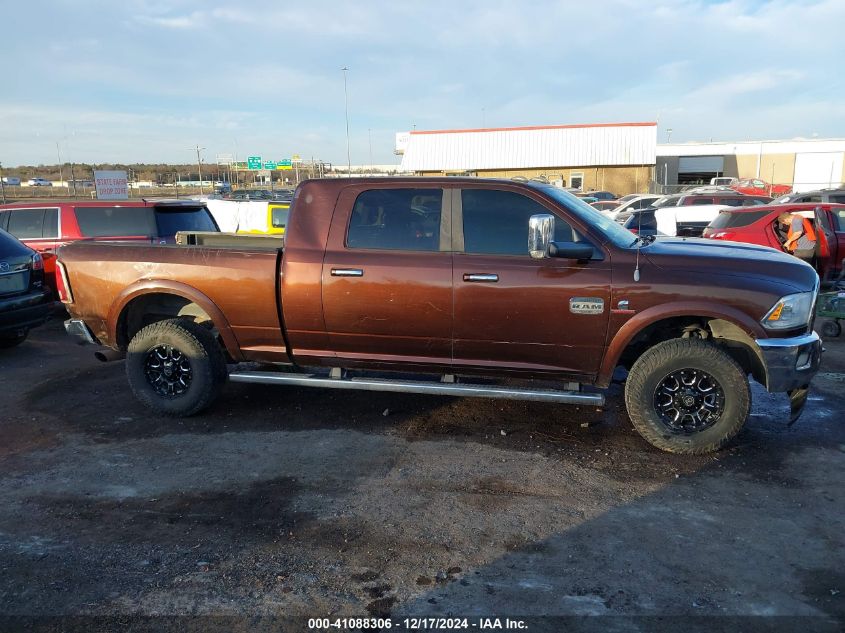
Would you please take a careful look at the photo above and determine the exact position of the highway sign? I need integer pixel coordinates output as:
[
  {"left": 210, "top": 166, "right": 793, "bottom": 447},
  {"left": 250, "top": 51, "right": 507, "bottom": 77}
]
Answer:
[
  {"left": 247, "top": 156, "right": 262, "bottom": 170},
  {"left": 264, "top": 160, "right": 277, "bottom": 169}
]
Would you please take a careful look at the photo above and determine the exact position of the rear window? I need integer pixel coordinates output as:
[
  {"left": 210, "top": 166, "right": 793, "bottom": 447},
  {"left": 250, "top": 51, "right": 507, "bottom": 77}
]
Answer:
[
  {"left": 154, "top": 206, "right": 218, "bottom": 237},
  {"left": 829, "top": 195, "right": 845, "bottom": 204},
  {"left": 653, "top": 196, "right": 680, "bottom": 208},
  {"left": 74, "top": 205, "right": 217, "bottom": 238},
  {"left": 708, "top": 210, "right": 771, "bottom": 229}
]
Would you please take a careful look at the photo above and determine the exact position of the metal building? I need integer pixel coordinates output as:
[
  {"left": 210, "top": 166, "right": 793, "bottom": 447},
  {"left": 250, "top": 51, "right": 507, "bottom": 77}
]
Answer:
[
  {"left": 656, "top": 138, "right": 845, "bottom": 193},
  {"left": 397, "top": 122, "right": 657, "bottom": 194}
]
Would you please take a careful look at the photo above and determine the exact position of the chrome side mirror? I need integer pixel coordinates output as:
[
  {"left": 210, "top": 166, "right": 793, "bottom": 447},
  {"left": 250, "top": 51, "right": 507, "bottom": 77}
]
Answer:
[{"left": 528, "top": 214, "right": 555, "bottom": 259}]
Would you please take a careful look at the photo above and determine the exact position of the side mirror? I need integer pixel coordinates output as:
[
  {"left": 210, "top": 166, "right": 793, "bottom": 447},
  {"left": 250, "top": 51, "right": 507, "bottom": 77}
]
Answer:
[
  {"left": 549, "top": 241, "right": 595, "bottom": 261},
  {"left": 528, "top": 213, "right": 555, "bottom": 259}
]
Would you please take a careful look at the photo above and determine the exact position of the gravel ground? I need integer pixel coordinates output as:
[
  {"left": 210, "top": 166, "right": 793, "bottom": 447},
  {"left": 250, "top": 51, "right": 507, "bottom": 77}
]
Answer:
[{"left": 0, "top": 317, "right": 843, "bottom": 630}]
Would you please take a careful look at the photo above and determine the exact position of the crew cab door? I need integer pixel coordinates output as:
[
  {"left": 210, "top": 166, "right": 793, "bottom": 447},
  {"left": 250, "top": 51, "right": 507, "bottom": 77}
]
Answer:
[
  {"left": 451, "top": 187, "right": 612, "bottom": 377},
  {"left": 815, "top": 206, "right": 839, "bottom": 279},
  {"left": 321, "top": 186, "right": 453, "bottom": 368}
]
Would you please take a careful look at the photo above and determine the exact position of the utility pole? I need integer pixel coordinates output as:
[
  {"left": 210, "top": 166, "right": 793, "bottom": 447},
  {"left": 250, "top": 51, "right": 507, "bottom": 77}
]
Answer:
[
  {"left": 368, "top": 128, "right": 373, "bottom": 172},
  {"left": 56, "top": 142, "right": 64, "bottom": 189},
  {"left": 193, "top": 146, "right": 206, "bottom": 195},
  {"left": 342, "top": 67, "right": 351, "bottom": 177},
  {"left": 0, "top": 162, "right": 6, "bottom": 205}
]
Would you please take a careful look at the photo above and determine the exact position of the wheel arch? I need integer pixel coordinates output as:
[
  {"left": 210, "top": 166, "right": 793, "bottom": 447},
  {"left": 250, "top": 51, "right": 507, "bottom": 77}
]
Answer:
[
  {"left": 108, "top": 280, "right": 242, "bottom": 361},
  {"left": 598, "top": 302, "right": 767, "bottom": 387}
]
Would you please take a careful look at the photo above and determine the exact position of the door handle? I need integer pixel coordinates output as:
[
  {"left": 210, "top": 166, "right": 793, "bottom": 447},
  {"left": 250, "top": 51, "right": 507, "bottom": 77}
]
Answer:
[
  {"left": 463, "top": 273, "right": 499, "bottom": 282},
  {"left": 331, "top": 268, "right": 364, "bottom": 277}
]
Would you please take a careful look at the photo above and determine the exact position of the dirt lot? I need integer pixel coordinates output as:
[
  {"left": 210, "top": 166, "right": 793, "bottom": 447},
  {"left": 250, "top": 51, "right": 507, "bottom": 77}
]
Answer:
[{"left": 0, "top": 318, "right": 843, "bottom": 629}]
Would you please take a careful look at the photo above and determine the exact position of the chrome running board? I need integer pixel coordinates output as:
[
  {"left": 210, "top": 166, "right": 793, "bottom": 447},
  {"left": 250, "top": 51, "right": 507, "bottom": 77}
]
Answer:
[{"left": 228, "top": 371, "right": 605, "bottom": 406}]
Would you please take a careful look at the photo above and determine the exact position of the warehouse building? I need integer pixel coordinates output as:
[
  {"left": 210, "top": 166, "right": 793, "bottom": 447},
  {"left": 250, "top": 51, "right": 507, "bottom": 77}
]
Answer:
[
  {"left": 656, "top": 138, "right": 845, "bottom": 193},
  {"left": 397, "top": 122, "right": 657, "bottom": 194}
]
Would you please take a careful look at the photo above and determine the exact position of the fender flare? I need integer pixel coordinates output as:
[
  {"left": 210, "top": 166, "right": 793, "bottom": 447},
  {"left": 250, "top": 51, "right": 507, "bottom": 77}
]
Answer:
[
  {"left": 598, "top": 301, "right": 766, "bottom": 386},
  {"left": 107, "top": 279, "right": 243, "bottom": 361}
]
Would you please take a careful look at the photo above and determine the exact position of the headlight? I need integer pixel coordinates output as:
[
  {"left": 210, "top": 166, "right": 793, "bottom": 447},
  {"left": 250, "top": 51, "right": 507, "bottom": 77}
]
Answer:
[{"left": 761, "top": 292, "right": 814, "bottom": 330}]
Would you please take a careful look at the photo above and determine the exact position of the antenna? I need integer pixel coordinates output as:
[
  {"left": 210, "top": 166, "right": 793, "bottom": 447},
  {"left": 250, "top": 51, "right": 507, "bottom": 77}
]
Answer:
[{"left": 633, "top": 207, "right": 645, "bottom": 282}]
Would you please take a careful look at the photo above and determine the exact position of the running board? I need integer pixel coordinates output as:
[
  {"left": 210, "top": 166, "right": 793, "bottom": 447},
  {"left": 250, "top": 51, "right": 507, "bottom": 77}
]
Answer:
[{"left": 228, "top": 371, "right": 605, "bottom": 406}]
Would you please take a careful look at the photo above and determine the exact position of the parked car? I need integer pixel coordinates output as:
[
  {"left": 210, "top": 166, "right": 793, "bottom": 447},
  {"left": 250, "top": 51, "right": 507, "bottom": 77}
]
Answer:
[
  {"left": 0, "top": 228, "right": 53, "bottom": 347},
  {"left": 58, "top": 177, "right": 822, "bottom": 455},
  {"left": 731, "top": 178, "right": 791, "bottom": 197},
  {"left": 652, "top": 192, "right": 771, "bottom": 208},
  {"left": 702, "top": 203, "right": 845, "bottom": 280},
  {"left": 604, "top": 194, "right": 661, "bottom": 221},
  {"left": 590, "top": 200, "right": 620, "bottom": 213},
  {"left": 26, "top": 178, "right": 52, "bottom": 187},
  {"left": 772, "top": 187, "right": 845, "bottom": 204},
  {"left": 581, "top": 190, "right": 616, "bottom": 201},
  {"left": 1, "top": 177, "right": 21, "bottom": 186},
  {"left": 622, "top": 204, "right": 730, "bottom": 238},
  {"left": 0, "top": 200, "right": 219, "bottom": 292},
  {"left": 227, "top": 189, "right": 274, "bottom": 201}
]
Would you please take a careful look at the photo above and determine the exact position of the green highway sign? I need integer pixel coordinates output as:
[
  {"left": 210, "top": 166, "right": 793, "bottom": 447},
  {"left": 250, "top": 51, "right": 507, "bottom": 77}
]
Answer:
[
  {"left": 247, "top": 156, "right": 262, "bottom": 170},
  {"left": 279, "top": 159, "right": 292, "bottom": 166},
  {"left": 264, "top": 160, "right": 277, "bottom": 169}
]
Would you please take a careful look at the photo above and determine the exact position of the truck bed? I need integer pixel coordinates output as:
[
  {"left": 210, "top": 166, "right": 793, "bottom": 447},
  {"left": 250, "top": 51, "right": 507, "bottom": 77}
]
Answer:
[{"left": 58, "top": 240, "right": 287, "bottom": 362}]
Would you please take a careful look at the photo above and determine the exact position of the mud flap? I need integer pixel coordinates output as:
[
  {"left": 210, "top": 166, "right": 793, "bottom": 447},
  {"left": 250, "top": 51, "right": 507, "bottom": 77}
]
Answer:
[{"left": 787, "top": 385, "right": 810, "bottom": 426}]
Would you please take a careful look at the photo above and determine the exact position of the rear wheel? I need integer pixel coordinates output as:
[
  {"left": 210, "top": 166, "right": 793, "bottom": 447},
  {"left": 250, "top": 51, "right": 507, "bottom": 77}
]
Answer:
[
  {"left": 625, "top": 338, "right": 750, "bottom": 454},
  {"left": 0, "top": 331, "right": 27, "bottom": 349},
  {"left": 126, "top": 318, "right": 227, "bottom": 416}
]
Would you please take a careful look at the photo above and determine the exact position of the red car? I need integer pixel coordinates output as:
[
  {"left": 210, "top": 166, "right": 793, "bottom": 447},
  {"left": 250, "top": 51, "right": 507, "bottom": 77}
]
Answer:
[
  {"left": 731, "top": 178, "right": 792, "bottom": 197},
  {"left": 703, "top": 203, "right": 845, "bottom": 279},
  {"left": 0, "top": 200, "right": 218, "bottom": 292}
]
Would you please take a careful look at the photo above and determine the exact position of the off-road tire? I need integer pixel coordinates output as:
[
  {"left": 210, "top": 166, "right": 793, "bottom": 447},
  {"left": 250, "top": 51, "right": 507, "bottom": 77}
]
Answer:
[
  {"left": 0, "top": 331, "right": 27, "bottom": 349},
  {"left": 126, "top": 318, "right": 227, "bottom": 416},
  {"left": 625, "top": 338, "right": 750, "bottom": 454}
]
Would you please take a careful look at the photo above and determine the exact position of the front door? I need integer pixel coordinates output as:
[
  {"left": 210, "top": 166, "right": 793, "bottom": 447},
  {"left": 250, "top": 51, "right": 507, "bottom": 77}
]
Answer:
[
  {"left": 452, "top": 187, "right": 612, "bottom": 377},
  {"left": 321, "top": 186, "right": 453, "bottom": 369}
]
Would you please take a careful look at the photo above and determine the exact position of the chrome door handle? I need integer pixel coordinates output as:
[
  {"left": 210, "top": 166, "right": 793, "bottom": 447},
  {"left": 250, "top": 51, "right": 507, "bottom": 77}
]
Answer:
[
  {"left": 463, "top": 273, "right": 499, "bottom": 282},
  {"left": 331, "top": 268, "right": 364, "bottom": 277}
]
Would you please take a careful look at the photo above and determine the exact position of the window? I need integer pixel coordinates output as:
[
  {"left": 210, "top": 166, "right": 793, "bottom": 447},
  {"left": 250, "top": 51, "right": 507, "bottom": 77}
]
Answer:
[
  {"left": 708, "top": 210, "right": 772, "bottom": 229},
  {"left": 832, "top": 209, "right": 845, "bottom": 231},
  {"left": 270, "top": 206, "right": 290, "bottom": 229},
  {"left": 569, "top": 173, "right": 584, "bottom": 190},
  {"left": 7, "top": 209, "right": 46, "bottom": 239},
  {"left": 154, "top": 206, "right": 218, "bottom": 237},
  {"left": 461, "top": 189, "right": 575, "bottom": 256},
  {"left": 829, "top": 195, "right": 845, "bottom": 204},
  {"left": 75, "top": 206, "right": 155, "bottom": 238},
  {"left": 691, "top": 198, "right": 715, "bottom": 205},
  {"left": 347, "top": 188, "right": 442, "bottom": 251},
  {"left": 42, "top": 209, "right": 59, "bottom": 238}
]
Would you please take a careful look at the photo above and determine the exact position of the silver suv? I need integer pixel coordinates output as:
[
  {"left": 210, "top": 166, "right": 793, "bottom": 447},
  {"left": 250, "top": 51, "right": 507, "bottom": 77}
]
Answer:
[{"left": 773, "top": 187, "right": 845, "bottom": 204}]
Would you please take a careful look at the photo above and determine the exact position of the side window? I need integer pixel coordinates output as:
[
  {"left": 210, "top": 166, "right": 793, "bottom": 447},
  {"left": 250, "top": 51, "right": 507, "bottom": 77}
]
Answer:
[
  {"left": 833, "top": 209, "right": 845, "bottom": 231},
  {"left": 691, "top": 198, "right": 715, "bottom": 205},
  {"left": 828, "top": 195, "right": 845, "bottom": 204},
  {"left": 7, "top": 209, "right": 45, "bottom": 239},
  {"left": 74, "top": 206, "right": 154, "bottom": 237},
  {"left": 43, "top": 209, "right": 59, "bottom": 238},
  {"left": 346, "top": 188, "right": 442, "bottom": 252},
  {"left": 0, "top": 211, "right": 8, "bottom": 231},
  {"left": 806, "top": 195, "right": 822, "bottom": 203},
  {"left": 461, "top": 189, "right": 575, "bottom": 256},
  {"left": 570, "top": 173, "right": 584, "bottom": 190}
]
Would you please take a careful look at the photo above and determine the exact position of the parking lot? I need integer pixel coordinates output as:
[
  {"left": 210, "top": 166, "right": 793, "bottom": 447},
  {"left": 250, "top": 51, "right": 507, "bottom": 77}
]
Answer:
[{"left": 0, "top": 316, "right": 842, "bottom": 627}]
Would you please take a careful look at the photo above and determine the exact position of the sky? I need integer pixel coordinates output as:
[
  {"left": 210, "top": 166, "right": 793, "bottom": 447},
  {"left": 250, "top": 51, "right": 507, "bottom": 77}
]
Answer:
[{"left": 1, "top": 0, "right": 843, "bottom": 167}]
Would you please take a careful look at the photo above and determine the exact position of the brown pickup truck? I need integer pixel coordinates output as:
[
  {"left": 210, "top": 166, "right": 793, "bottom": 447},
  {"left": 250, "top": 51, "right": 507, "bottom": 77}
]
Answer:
[{"left": 58, "top": 178, "right": 823, "bottom": 454}]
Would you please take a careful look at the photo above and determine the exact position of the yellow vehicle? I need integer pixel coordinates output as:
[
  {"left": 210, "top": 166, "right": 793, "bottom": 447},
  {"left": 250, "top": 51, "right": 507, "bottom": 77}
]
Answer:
[{"left": 236, "top": 202, "right": 290, "bottom": 236}]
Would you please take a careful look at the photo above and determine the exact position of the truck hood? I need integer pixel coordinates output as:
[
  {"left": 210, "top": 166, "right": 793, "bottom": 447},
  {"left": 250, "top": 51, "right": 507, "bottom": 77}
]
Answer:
[{"left": 643, "top": 237, "right": 818, "bottom": 293}]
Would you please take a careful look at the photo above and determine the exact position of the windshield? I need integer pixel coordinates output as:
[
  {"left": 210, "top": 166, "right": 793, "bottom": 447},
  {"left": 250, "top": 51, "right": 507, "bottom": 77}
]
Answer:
[
  {"left": 653, "top": 195, "right": 680, "bottom": 208},
  {"left": 534, "top": 184, "right": 637, "bottom": 248},
  {"left": 155, "top": 206, "right": 219, "bottom": 237}
]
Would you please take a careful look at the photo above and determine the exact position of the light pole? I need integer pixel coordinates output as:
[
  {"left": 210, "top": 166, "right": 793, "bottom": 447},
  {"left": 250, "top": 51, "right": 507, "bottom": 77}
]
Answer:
[
  {"left": 666, "top": 128, "right": 673, "bottom": 143},
  {"left": 0, "top": 162, "right": 6, "bottom": 205},
  {"left": 342, "top": 67, "right": 351, "bottom": 177},
  {"left": 56, "top": 142, "right": 64, "bottom": 189},
  {"left": 193, "top": 145, "right": 206, "bottom": 194},
  {"left": 368, "top": 128, "right": 373, "bottom": 172}
]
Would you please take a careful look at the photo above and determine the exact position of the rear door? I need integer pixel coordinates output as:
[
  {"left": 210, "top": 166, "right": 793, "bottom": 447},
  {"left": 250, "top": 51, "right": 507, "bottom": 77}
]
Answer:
[
  {"left": 451, "top": 186, "right": 611, "bottom": 377},
  {"left": 321, "top": 185, "right": 453, "bottom": 368},
  {"left": 815, "top": 206, "right": 840, "bottom": 278}
]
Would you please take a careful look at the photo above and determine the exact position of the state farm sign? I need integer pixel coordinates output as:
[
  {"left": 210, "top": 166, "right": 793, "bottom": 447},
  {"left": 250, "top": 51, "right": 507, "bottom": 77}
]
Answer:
[{"left": 93, "top": 170, "right": 129, "bottom": 200}]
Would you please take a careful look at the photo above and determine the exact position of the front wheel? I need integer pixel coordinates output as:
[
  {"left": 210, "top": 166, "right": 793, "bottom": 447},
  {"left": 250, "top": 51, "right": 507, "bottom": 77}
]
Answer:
[
  {"left": 625, "top": 338, "right": 750, "bottom": 454},
  {"left": 126, "top": 318, "right": 227, "bottom": 416}
]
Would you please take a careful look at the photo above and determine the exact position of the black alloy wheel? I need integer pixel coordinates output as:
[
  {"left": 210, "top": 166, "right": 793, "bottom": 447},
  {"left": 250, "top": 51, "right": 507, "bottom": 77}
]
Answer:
[
  {"left": 653, "top": 368, "right": 725, "bottom": 434},
  {"left": 144, "top": 344, "right": 193, "bottom": 397}
]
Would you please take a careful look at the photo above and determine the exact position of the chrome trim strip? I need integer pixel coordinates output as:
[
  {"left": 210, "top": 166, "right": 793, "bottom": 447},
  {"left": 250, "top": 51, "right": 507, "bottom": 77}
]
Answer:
[
  {"left": 755, "top": 331, "right": 820, "bottom": 349},
  {"left": 229, "top": 371, "right": 605, "bottom": 406}
]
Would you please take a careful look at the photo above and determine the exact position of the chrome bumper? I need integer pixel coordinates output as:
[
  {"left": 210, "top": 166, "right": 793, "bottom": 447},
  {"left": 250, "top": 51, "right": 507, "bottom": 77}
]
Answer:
[
  {"left": 64, "top": 318, "right": 98, "bottom": 345},
  {"left": 755, "top": 331, "right": 822, "bottom": 393}
]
